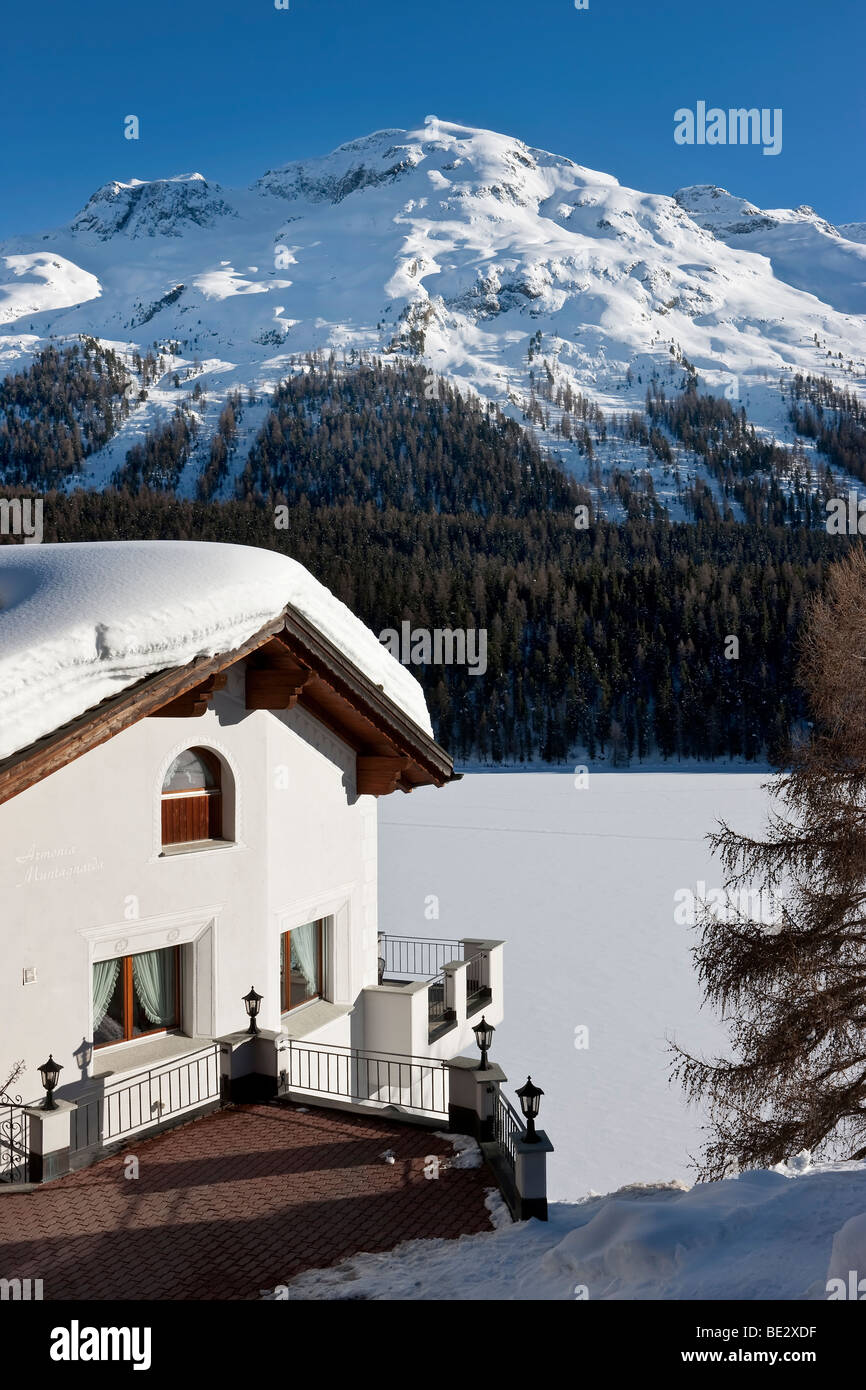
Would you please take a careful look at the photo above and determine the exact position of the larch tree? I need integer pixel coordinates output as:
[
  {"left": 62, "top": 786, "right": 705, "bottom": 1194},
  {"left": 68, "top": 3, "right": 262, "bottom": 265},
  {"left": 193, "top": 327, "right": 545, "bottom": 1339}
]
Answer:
[{"left": 673, "top": 546, "right": 866, "bottom": 1178}]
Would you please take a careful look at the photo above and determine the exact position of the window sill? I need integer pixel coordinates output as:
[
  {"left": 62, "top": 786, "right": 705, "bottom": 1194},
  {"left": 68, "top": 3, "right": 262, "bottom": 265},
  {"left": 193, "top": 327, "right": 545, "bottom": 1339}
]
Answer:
[
  {"left": 159, "top": 838, "right": 237, "bottom": 859},
  {"left": 279, "top": 1000, "right": 353, "bottom": 1039},
  {"left": 89, "top": 1033, "right": 214, "bottom": 1081}
]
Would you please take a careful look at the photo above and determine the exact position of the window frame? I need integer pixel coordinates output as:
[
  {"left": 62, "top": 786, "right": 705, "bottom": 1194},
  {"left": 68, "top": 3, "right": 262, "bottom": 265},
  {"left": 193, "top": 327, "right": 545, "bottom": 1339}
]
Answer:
[
  {"left": 93, "top": 947, "right": 182, "bottom": 1049},
  {"left": 280, "top": 920, "right": 325, "bottom": 1014},
  {"left": 160, "top": 747, "right": 224, "bottom": 849}
]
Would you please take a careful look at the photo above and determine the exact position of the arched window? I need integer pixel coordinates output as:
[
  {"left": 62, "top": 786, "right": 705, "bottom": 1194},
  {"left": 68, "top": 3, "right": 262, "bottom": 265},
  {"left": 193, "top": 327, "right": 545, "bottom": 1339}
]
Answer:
[{"left": 161, "top": 748, "right": 223, "bottom": 847}]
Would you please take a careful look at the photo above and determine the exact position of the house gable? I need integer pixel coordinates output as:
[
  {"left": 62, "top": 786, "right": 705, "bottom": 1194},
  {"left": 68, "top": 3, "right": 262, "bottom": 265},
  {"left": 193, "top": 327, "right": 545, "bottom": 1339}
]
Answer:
[{"left": 0, "top": 604, "right": 455, "bottom": 809}]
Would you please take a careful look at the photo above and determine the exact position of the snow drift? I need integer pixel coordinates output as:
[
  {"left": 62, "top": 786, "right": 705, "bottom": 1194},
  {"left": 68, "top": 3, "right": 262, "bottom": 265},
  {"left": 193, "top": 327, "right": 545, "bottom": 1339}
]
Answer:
[{"left": 277, "top": 1160, "right": 866, "bottom": 1301}]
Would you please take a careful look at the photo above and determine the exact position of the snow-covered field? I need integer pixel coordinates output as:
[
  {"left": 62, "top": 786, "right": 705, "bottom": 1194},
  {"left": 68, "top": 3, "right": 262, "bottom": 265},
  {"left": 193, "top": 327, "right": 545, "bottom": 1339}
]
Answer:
[
  {"left": 283, "top": 1159, "right": 866, "bottom": 1301},
  {"left": 379, "top": 770, "right": 776, "bottom": 1199}
]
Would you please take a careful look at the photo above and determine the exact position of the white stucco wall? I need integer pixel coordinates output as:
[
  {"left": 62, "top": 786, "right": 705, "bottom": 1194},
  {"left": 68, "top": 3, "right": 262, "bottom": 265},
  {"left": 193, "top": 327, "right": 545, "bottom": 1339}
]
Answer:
[{"left": 0, "top": 658, "right": 378, "bottom": 1106}]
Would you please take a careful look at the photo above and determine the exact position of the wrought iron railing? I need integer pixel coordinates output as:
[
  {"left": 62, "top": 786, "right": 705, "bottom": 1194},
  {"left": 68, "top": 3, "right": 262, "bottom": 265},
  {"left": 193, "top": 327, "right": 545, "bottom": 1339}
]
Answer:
[
  {"left": 426, "top": 968, "right": 455, "bottom": 1038},
  {"left": 465, "top": 950, "right": 492, "bottom": 1018},
  {"left": 280, "top": 1040, "right": 449, "bottom": 1117},
  {"left": 493, "top": 1088, "right": 523, "bottom": 1178},
  {"left": 427, "top": 950, "right": 491, "bottom": 1039},
  {"left": 0, "top": 1091, "right": 30, "bottom": 1184},
  {"left": 378, "top": 937, "right": 492, "bottom": 1039},
  {"left": 378, "top": 936, "right": 464, "bottom": 980},
  {"left": 71, "top": 1043, "right": 221, "bottom": 1152}
]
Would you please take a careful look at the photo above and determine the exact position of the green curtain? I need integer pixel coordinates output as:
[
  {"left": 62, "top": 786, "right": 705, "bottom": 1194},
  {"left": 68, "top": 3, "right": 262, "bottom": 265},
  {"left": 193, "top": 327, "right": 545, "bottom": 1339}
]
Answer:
[
  {"left": 132, "top": 949, "right": 177, "bottom": 1025},
  {"left": 92, "top": 958, "right": 121, "bottom": 1032}
]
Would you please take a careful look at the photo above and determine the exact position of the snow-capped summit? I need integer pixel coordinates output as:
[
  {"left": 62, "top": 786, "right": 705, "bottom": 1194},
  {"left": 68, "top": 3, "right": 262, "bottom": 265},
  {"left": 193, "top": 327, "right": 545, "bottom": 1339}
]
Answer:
[
  {"left": 673, "top": 182, "right": 866, "bottom": 314},
  {"left": 255, "top": 118, "right": 613, "bottom": 212},
  {"left": 255, "top": 127, "right": 427, "bottom": 204},
  {"left": 674, "top": 183, "right": 841, "bottom": 239},
  {"left": 0, "top": 117, "right": 863, "bottom": 505},
  {"left": 673, "top": 184, "right": 777, "bottom": 235},
  {"left": 70, "top": 173, "right": 237, "bottom": 240}
]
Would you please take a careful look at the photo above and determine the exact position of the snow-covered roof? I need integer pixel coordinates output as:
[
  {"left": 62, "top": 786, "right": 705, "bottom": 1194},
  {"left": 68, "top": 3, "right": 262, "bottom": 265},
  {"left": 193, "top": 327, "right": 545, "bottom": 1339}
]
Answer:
[{"left": 0, "top": 541, "right": 433, "bottom": 762}]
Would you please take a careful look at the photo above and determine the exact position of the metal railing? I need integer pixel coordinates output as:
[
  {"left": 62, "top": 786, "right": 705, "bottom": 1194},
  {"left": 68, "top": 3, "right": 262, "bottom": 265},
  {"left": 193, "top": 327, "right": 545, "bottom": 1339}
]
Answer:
[
  {"left": 426, "top": 949, "right": 491, "bottom": 1040},
  {"left": 465, "top": 950, "right": 491, "bottom": 1018},
  {"left": 377, "top": 937, "right": 492, "bottom": 1040},
  {"left": 427, "top": 969, "right": 455, "bottom": 1038},
  {"left": 0, "top": 1095, "right": 30, "bottom": 1184},
  {"left": 493, "top": 1088, "right": 523, "bottom": 1179},
  {"left": 378, "top": 936, "right": 464, "bottom": 981},
  {"left": 280, "top": 1040, "right": 449, "bottom": 1117},
  {"left": 71, "top": 1043, "right": 221, "bottom": 1152}
]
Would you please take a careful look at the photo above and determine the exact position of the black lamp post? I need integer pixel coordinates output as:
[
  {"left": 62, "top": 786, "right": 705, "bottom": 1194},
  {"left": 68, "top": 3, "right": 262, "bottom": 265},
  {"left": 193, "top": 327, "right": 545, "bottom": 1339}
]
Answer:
[
  {"left": 243, "top": 986, "right": 263, "bottom": 1035},
  {"left": 516, "top": 1075, "right": 544, "bottom": 1143},
  {"left": 473, "top": 1016, "right": 495, "bottom": 1071},
  {"left": 38, "top": 1055, "right": 63, "bottom": 1111}
]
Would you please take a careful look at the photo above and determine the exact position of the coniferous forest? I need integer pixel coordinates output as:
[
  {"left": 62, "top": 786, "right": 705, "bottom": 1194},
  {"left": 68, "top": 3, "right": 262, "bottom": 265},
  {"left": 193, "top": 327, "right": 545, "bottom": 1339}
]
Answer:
[
  {"left": 0, "top": 351, "right": 861, "bottom": 764},
  {"left": 2, "top": 485, "right": 847, "bottom": 765}
]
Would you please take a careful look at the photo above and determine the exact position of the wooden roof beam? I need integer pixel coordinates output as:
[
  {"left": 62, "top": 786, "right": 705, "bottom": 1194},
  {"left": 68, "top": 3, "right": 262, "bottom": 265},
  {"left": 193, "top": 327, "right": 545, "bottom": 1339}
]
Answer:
[
  {"left": 150, "top": 673, "right": 228, "bottom": 718},
  {"left": 357, "top": 755, "right": 411, "bottom": 797},
  {"left": 246, "top": 652, "right": 313, "bottom": 710}
]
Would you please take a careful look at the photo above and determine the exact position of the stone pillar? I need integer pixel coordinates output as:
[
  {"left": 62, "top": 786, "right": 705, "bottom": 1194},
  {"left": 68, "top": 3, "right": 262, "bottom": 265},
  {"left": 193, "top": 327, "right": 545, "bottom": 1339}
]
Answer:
[
  {"left": 446, "top": 1055, "right": 506, "bottom": 1140},
  {"left": 514, "top": 1130, "right": 554, "bottom": 1221},
  {"left": 23, "top": 1098, "right": 76, "bottom": 1183},
  {"left": 216, "top": 1029, "right": 281, "bottom": 1103}
]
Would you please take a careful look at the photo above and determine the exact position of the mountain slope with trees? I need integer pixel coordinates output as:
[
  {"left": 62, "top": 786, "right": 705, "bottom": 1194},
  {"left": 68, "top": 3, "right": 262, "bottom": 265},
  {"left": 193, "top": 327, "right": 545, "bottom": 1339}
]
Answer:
[{"left": 0, "top": 355, "right": 862, "bottom": 764}]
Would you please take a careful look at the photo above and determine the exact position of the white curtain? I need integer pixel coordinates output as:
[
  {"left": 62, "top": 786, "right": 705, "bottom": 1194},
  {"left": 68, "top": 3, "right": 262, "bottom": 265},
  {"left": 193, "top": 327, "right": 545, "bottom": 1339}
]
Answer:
[
  {"left": 92, "top": 958, "right": 121, "bottom": 1032},
  {"left": 132, "top": 949, "right": 177, "bottom": 1025},
  {"left": 291, "top": 922, "right": 319, "bottom": 997}
]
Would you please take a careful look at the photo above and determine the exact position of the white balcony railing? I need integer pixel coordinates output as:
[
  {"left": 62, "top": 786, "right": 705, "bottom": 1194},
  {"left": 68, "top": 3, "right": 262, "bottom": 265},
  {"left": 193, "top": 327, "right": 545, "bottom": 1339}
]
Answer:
[{"left": 367, "top": 936, "right": 504, "bottom": 1057}]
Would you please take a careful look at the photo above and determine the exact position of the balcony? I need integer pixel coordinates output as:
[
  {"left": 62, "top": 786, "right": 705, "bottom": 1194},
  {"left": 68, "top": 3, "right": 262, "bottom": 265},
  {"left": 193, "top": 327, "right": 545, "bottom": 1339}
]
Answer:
[{"left": 363, "top": 935, "right": 504, "bottom": 1059}]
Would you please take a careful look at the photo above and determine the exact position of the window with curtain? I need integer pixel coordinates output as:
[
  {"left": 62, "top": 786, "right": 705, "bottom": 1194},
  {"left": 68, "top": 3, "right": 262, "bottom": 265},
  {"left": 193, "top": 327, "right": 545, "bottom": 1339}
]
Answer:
[
  {"left": 161, "top": 748, "right": 223, "bottom": 847},
  {"left": 280, "top": 921, "right": 325, "bottom": 1012},
  {"left": 93, "top": 947, "right": 180, "bottom": 1046}
]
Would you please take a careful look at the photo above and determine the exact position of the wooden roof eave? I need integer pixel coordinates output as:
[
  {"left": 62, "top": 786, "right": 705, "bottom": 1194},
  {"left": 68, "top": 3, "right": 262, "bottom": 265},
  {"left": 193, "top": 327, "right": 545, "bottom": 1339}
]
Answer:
[
  {"left": 0, "top": 616, "right": 288, "bottom": 809},
  {"left": 275, "top": 604, "right": 457, "bottom": 787},
  {"left": 0, "top": 606, "right": 457, "bottom": 808}
]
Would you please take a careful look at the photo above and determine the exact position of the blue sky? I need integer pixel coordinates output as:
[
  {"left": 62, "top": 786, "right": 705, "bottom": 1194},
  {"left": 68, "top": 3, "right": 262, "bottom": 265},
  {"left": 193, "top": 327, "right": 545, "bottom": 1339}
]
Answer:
[{"left": 2, "top": 0, "right": 863, "bottom": 236}]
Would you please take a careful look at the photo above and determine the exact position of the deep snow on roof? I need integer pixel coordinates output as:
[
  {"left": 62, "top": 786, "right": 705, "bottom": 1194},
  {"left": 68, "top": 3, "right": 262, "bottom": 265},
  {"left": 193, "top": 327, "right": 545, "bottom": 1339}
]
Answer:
[{"left": 0, "top": 541, "right": 433, "bottom": 762}]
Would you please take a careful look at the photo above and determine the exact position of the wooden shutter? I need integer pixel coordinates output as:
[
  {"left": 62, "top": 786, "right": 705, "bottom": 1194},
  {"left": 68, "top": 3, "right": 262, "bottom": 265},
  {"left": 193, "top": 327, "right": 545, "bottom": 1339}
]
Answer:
[{"left": 161, "top": 791, "right": 220, "bottom": 846}]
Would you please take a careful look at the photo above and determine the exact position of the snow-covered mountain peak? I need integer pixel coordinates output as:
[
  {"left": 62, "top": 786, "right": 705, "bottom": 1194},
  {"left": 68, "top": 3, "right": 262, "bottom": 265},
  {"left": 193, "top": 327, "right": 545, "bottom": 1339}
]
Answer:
[
  {"left": 674, "top": 184, "right": 777, "bottom": 235},
  {"left": 675, "top": 183, "right": 843, "bottom": 239},
  {"left": 673, "top": 182, "right": 866, "bottom": 312},
  {"left": 1, "top": 116, "right": 864, "bottom": 511},
  {"left": 70, "top": 172, "right": 236, "bottom": 240},
  {"left": 255, "top": 119, "right": 619, "bottom": 215}
]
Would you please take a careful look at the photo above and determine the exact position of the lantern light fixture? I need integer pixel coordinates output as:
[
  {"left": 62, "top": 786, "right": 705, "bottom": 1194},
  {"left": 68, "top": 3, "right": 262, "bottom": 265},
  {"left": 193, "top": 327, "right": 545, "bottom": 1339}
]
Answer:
[
  {"left": 472, "top": 1016, "right": 495, "bottom": 1071},
  {"left": 38, "top": 1054, "right": 63, "bottom": 1111},
  {"left": 243, "top": 986, "right": 263, "bottom": 1034}
]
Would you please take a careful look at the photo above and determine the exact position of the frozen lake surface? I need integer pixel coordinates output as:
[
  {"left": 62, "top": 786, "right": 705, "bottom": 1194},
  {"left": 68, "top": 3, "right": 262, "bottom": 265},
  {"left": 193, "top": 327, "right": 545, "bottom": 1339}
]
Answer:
[{"left": 379, "top": 771, "right": 774, "bottom": 1200}]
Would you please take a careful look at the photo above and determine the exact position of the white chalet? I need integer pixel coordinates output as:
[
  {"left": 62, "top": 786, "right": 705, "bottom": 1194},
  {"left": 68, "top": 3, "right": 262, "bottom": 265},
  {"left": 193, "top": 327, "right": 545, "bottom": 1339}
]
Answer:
[{"left": 0, "top": 541, "right": 506, "bottom": 1183}]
